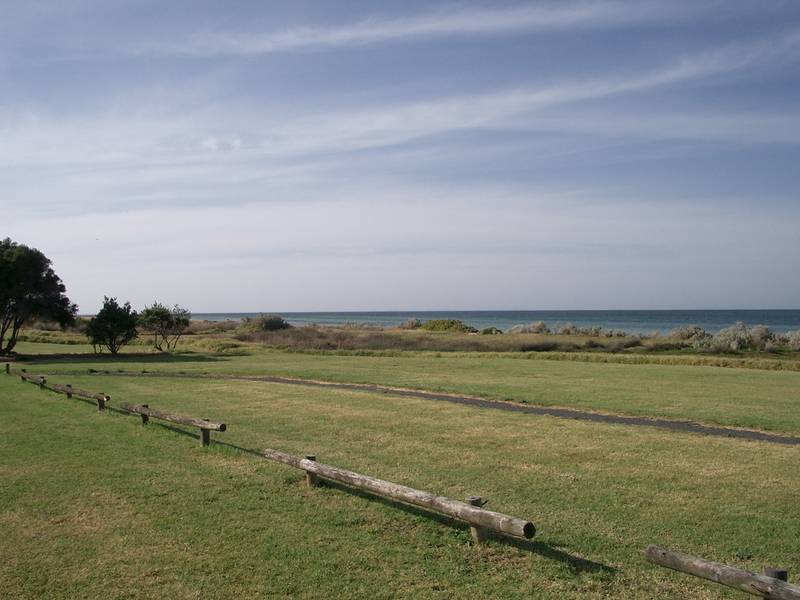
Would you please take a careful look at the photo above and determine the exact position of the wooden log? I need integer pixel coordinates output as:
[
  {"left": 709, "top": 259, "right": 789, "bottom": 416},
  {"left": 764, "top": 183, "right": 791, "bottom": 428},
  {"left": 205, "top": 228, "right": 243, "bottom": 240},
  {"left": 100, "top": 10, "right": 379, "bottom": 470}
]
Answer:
[
  {"left": 645, "top": 546, "right": 800, "bottom": 599},
  {"left": 20, "top": 371, "right": 41, "bottom": 385},
  {"left": 44, "top": 382, "right": 108, "bottom": 406},
  {"left": 468, "top": 496, "right": 489, "bottom": 543},
  {"left": 261, "top": 448, "right": 535, "bottom": 539},
  {"left": 121, "top": 403, "right": 226, "bottom": 432}
]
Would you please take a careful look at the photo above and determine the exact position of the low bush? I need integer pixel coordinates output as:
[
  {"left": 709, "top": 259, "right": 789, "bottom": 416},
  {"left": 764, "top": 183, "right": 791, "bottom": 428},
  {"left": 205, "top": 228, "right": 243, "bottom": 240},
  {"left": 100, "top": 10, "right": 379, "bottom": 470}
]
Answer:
[
  {"left": 622, "top": 337, "right": 643, "bottom": 348},
  {"left": 420, "top": 319, "right": 478, "bottom": 333},
  {"left": 520, "top": 341, "right": 561, "bottom": 352},
  {"left": 668, "top": 325, "right": 710, "bottom": 341},
  {"left": 241, "top": 314, "right": 292, "bottom": 332},
  {"left": 509, "top": 321, "right": 550, "bottom": 334},
  {"left": 397, "top": 318, "right": 421, "bottom": 329},
  {"left": 480, "top": 327, "right": 503, "bottom": 335},
  {"left": 646, "top": 341, "right": 684, "bottom": 352},
  {"left": 184, "top": 320, "right": 239, "bottom": 335},
  {"left": 694, "top": 322, "right": 777, "bottom": 352},
  {"left": 787, "top": 330, "right": 800, "bottom": 351},
  {"left": 749, "top": 324, "right": 777, "bottom": 350}
]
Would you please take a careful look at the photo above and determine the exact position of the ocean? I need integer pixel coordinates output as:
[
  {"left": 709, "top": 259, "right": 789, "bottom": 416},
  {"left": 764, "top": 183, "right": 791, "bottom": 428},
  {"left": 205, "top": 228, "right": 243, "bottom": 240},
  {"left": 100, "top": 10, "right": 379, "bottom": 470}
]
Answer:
[{"left": 191, "top": 310, "right": 800, "bottom": 335}]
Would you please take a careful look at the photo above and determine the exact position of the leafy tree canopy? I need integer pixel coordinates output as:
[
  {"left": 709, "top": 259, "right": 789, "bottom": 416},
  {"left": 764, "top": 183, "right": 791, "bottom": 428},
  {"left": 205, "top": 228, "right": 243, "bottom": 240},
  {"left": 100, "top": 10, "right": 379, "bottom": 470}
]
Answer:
[
  {"left": 139, "top": 302, "right": 191, "bottom": 351},
  {"left": 85, "top": 296, "right": 138, "bottom": 354},
  {"left": 0, "top": 238, "right": 76, "bottom": 355}
]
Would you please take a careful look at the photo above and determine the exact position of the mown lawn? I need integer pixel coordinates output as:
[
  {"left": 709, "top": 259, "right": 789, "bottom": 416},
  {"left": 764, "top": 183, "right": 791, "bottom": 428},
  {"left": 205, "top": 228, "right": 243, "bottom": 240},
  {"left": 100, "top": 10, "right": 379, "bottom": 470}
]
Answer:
[
  {"left": 15, "top": 342, "right": 800, "bottom": 434},
  {"left": 1, "top": 371, "right": 798, "bottom": 598}
]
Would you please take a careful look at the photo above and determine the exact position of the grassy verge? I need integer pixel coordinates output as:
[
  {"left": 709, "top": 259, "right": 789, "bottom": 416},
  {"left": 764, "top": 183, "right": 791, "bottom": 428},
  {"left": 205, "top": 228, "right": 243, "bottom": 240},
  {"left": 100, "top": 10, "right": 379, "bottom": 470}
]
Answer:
[
  {"left": 14, "top": 344, "right": 800, "bottom": 434},
  {"left": 2, "top": 373, "right": 798, "bottom": 598}
]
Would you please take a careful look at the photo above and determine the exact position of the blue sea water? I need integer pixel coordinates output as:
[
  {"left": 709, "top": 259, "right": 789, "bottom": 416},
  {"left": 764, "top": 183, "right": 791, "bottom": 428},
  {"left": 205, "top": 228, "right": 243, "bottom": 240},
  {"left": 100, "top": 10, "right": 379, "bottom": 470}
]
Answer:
[{"left": 192, "top": 310, "right": 800, "bottom": 335}]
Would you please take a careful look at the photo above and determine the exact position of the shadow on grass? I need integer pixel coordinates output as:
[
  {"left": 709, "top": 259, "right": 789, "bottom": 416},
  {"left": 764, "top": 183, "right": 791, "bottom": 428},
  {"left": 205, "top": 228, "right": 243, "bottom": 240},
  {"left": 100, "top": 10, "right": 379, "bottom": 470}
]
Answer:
[
  {"left": 214, "top": 440, "right": 615, "bottom": 576},
  {"left": 17, "top": 352, "right": 229, "bottom": 365}
]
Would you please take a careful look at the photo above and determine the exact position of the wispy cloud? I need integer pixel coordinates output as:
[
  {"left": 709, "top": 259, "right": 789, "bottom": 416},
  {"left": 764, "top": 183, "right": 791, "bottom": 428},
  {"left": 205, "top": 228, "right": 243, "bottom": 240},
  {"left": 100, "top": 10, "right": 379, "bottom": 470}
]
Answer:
[
  {"left": 134, "top": 1, "right": 738, "bottom": 57},
  {"left": 5, "top": 27, "right": 797, "bottom": 188}
]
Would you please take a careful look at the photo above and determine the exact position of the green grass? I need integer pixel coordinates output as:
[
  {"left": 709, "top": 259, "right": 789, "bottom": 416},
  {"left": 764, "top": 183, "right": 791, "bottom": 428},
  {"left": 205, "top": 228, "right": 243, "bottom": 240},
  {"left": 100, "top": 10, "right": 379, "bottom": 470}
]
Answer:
[
  {"left": 2, "top": 372, "right": 799, "bottom": 598},
  {"left": 15, "top": 343, "right": 800, "bottom": 434}
]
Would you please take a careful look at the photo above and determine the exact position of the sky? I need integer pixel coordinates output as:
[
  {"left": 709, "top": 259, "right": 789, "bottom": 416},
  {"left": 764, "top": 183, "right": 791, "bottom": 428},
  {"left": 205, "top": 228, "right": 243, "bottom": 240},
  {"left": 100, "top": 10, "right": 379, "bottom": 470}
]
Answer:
[{"left": 2, "top": 0, "right": 800, "bottom": 313}]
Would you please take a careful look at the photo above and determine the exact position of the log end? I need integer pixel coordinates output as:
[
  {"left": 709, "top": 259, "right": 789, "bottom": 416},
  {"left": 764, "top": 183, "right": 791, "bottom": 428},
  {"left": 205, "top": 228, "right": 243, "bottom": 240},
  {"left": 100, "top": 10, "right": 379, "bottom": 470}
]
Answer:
[
  {"left": 522, "top": 521, "right": 536, "bottom": 539},
  {"left": 217, "top": 423, "right": 227, "bottom": 432}
]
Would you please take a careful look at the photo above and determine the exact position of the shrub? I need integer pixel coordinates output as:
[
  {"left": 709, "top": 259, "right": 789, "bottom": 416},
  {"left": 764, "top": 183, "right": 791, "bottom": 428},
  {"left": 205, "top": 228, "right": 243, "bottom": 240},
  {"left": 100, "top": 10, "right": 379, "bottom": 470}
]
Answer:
[
  {"left": 242, "top": 314, "right": 292, "bottom": 331},
  {"left": 184, "top": 320, "right": 238, "bottom": 335},
  {"left": 85, "top": 297, "right": 138, "bottom": 354},
  {"left": 785, "top": 330, "right": 800, "bottom": 351},
  {"left": 669, "top": 325, "right": 710, "bottom": 341},
  {"left": 397, "top": 318, "right": 421, "bottom": 329},
  {"left": 695, "top": 322, "right": 756, "bottom": 353},
  {"left": 520, "top": 341, "right": 560, "bottom": 352},
  {"left": 554, "top": 323, "right": 612, "bottom": 336},
  {"left": 480, "top": 327, "right": 503, "bottom": 335},
  {"left": 748, "top": 324, "right": 776, "bottom": 350},
  {"left": 420, "top": 319, "right": 478, "bottom": 333},
  {"left": 622, "top": 337, "right": 643, "bottom": 348},
  {"left": 647, "top": 341, "right": 684, "bottom": 351},
  {"left": 508, "top": 321, "right": 550, "bottom": 334}
]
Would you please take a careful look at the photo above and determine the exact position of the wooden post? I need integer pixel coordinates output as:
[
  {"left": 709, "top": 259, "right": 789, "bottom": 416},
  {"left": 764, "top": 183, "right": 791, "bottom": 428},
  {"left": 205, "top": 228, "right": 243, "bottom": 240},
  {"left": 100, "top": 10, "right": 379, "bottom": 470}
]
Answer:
[
  {"left": 767, "top": 569, "right": 789, "bottom": 582},
  {"left": 38, "top": 376, "right": 46, "bottom": 389},
  {"left": 305, "top": 456, "right": 319, "bottom": 487},
  {"left": 97, "top": 394, "right": 108, "bottom": 411},
  {"left": 140, "top": 404, "right": 149, "bottom": 425},
  {"left": 20, "top": 368, "right": 26, "bottom": 382},
  {"left": 65, "top": 384, "right": 73, "bottom": 399},
  {"left": 201, "top": 419, "right": 210, "bottom": 447},
  {"left": 468, "top": 496, "right": 489, "bottom": 543},
  {"left": 5, "top": 363, "right": 9, "bottom": 375}
]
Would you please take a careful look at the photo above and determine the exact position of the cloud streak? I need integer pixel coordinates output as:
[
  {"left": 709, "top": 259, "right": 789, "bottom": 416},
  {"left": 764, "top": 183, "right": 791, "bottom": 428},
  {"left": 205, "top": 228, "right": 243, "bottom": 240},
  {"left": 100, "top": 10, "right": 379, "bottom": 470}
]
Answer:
[{"left": 134, "top": 1, "right": 741, "bottom": 57}]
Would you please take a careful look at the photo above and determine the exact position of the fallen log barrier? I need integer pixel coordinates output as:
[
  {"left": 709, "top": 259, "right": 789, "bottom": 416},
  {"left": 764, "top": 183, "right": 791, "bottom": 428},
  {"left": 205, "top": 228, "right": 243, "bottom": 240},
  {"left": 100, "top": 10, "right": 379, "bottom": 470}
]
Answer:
[
  {"left": 645, "top": 545, "right": 800, "bottom": 599},
  {"left": 261, "top": 448, "right": 535, "bottom": 541},
  {"left": 122, "top": 403, "right": 226, "bottom": 447},
  {"left": 17, "top": 368, "right": 110, "bottom": 410}
]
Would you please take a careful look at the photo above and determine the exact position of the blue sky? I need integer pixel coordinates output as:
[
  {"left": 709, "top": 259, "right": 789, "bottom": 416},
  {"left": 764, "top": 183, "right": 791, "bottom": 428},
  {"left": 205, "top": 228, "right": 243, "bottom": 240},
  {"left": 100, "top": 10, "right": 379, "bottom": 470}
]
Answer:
[{"left": 3, "top": 0, "right": 799, "bottom": 312}]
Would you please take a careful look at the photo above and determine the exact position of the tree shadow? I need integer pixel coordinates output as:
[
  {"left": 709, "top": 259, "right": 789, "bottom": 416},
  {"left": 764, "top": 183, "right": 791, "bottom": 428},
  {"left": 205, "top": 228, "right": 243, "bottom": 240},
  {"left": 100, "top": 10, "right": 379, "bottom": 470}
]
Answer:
[{"left": 17, "top": 352, "right": 229, "bottom": 365}]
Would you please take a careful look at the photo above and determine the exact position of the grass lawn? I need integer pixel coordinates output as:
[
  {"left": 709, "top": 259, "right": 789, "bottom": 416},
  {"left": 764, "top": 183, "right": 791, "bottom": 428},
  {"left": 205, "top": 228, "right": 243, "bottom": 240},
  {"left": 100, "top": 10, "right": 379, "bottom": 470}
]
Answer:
[
  {"left": 14, "top": 342, "right": 800, "bottom": 434},
  {"left": 1, "top": 369, "right": 798, "bottom": 598}
]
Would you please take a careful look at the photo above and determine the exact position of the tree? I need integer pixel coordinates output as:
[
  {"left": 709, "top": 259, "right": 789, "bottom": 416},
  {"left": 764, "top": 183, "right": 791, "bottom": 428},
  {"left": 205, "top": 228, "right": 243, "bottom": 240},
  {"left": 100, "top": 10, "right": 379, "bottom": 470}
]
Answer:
[
  {"left": 0, "top": 238, "right": 77, "bottom": 355},
  {"left": 139, "top": 302, "right": 191, "bottom": 351},
  {"left": 86, "top": 297, "right": 138, "bottom": 354}
]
